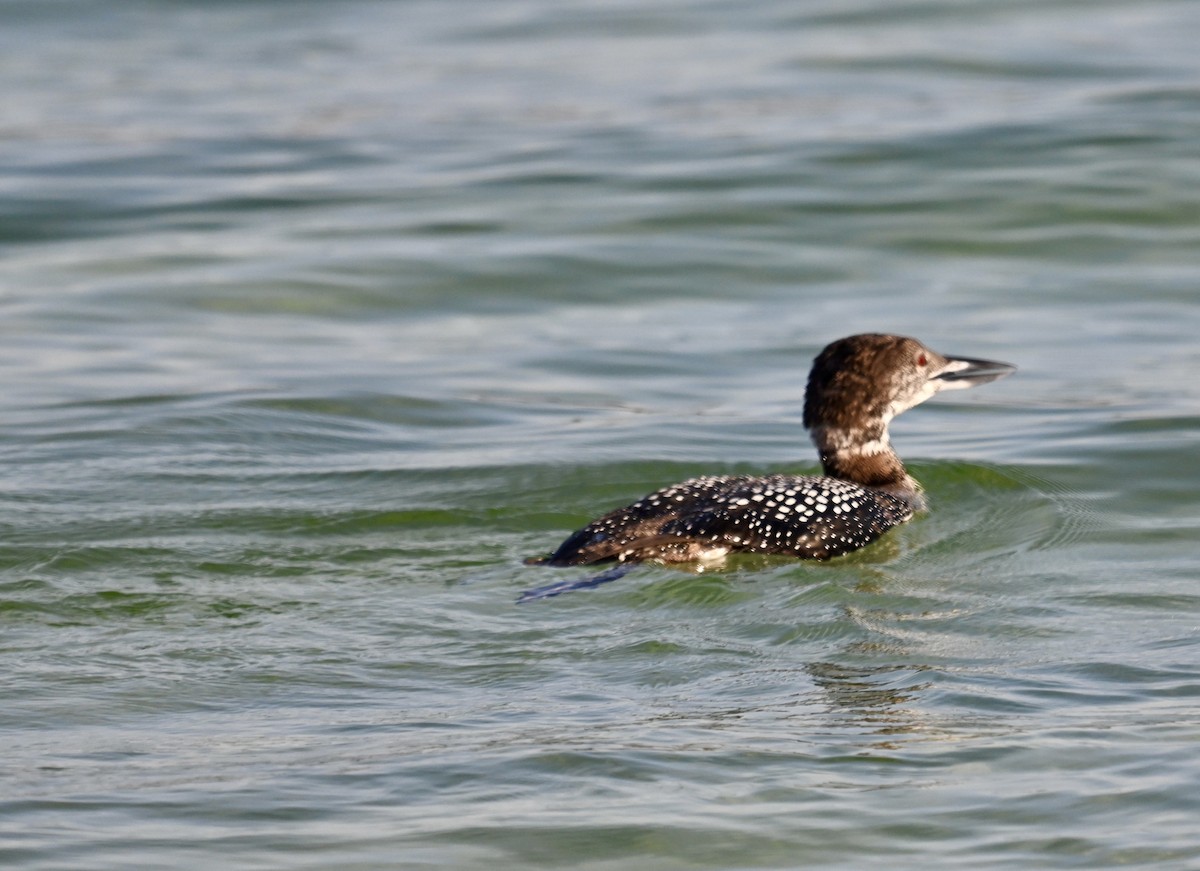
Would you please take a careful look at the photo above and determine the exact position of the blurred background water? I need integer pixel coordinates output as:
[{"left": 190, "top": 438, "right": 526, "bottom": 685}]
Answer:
[{"left": 3, "top": 0, "right": 1200, "bottom": 868}]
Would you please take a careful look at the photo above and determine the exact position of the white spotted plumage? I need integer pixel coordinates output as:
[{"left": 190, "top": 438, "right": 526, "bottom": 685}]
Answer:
[{"left": 538, "top": 473, "right": 913, "bottom": 564}]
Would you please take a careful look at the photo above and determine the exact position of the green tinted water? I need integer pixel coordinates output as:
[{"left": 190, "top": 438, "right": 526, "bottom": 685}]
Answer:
[{"left": 3, "top": 1, "right": 1200, "bottom": 868}]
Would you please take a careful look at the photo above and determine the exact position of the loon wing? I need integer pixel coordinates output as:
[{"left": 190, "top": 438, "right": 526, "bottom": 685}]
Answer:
[{"left": 654, "top": 475, "right": 913, "bottom": 560}]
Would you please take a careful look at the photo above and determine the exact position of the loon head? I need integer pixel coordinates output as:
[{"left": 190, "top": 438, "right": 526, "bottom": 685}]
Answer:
[
  {"left": 802, "top": 333, "right": 1015, "bottom": 493},
  {"left": 803, "top": 333, "right": 1015, "bottom": 433}
]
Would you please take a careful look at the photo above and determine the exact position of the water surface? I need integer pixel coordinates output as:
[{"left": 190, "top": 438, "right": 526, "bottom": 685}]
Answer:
[{"left": 3, "top": 1, "right": 1200, "bottom": 868}]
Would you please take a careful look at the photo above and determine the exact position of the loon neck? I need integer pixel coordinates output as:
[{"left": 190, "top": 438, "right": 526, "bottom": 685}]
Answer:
[{"left": 809, "top": 425, "right": 924, "bottom": 506}]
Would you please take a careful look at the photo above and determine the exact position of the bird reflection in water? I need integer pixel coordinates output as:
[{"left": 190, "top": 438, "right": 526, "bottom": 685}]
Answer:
[{"left": 806, "top": 659, "right": 933, "bottom": 749}]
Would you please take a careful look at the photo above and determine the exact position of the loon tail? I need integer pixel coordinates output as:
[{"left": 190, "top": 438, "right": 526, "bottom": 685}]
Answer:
[{"left": 516, "top": 563, "right": 635, "bottom": 603}]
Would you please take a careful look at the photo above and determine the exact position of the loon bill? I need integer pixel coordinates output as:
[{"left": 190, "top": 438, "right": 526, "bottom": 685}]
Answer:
[{"left": 521, "top": 333, "right": 1014, "bottom": 600}]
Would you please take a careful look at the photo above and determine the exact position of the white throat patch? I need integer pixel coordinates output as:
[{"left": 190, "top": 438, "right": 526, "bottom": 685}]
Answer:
[{"left": 815, "top": 426, "right": 892, "bottom": 456}]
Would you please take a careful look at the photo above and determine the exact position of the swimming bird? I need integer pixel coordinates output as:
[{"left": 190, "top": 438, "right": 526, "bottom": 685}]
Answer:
[{"left": 520, "top": 333, "right": 1014, "bottom": 601}]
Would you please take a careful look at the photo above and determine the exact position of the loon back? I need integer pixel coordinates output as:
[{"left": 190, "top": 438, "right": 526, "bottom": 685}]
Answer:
[
  {"left": 526, "top": 333, "right": 1014, "bottom": 578},
  {"left": 536, "top": 474, "right": 913, "bottom": 566}
]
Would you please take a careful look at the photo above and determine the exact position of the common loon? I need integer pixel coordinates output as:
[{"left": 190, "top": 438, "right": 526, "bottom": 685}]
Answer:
[{"left": 521, "top": 333, "right": 1014, "bottom": 601}]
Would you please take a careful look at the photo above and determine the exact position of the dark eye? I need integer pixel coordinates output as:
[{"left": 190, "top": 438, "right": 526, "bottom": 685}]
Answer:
[{"left": 917, "top": 353, "right": 928, "bottom": 366}]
